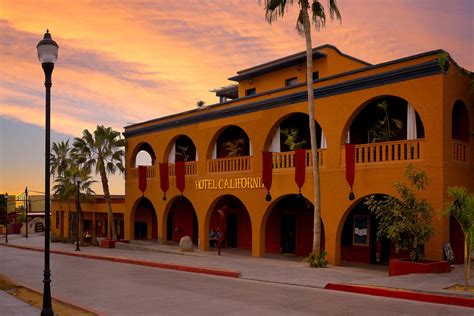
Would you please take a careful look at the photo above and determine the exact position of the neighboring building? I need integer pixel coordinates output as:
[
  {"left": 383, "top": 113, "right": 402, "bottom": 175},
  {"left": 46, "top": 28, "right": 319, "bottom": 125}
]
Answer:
[
  {"left": 0, "top": 194, "right": 15, "bottom": 234},
  {"left": 51, "top": 195, "right": 125, "bottom": 241},
  {"left": 123, "top": 44, "right": 473, "bottom": 266}
]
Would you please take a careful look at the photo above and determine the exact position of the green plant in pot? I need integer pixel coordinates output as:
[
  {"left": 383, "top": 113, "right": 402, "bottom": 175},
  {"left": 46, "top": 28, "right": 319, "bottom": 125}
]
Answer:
[
  {"left": 281, "top": 128, "right": 307, "bottom": 151},
  {"left": 369, "top": 100, "right": 403, "bottom": 143},
  {"left": 365, "top": 164, "right": 433, "bottom": 262}
]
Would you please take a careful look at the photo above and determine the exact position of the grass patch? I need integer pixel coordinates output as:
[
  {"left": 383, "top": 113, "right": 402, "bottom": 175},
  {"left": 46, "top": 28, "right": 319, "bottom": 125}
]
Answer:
[{"left": 444, "top": 284, "right": 474, "bottom": 292}]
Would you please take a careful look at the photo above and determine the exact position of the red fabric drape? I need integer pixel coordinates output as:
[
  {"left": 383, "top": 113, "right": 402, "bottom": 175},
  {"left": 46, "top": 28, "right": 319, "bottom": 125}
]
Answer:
[
  {"left": 262, "top": 151, "right": 273, "bottom": 192},
  {"left": 294, "top": 149, "right": 306, "bottom": 191},
  {"left": 159, "top": 163, "right": 169, "bottom": 197},
  {"left": 138, "top": 166, "right": 147, "bottom": 193},
  {"left": 175, "top": 161, "right": 185, "bottom": 193},
  {"left": 345, "top": 143, "right": 355, "bottom": 191}
]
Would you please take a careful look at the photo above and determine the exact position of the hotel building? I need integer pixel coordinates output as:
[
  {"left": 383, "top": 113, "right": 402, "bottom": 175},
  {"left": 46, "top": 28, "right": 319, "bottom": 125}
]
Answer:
[{"left": 88, "top": 45, "right": 472, "bottom": 265}]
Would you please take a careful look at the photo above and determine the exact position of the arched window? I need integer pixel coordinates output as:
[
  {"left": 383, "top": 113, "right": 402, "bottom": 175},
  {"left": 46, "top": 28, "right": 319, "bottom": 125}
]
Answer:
[
  {"left": 349, "top": 96, "right": 424, "bottom": 144},
  {"left": 452, "top": 100, "right": 469, "bottom": 142}
]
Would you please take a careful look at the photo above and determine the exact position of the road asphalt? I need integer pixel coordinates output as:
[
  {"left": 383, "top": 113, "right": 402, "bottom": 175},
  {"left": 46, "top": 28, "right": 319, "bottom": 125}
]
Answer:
[{"left": 0, "top": 233, "right": 473, "bottom": 314}]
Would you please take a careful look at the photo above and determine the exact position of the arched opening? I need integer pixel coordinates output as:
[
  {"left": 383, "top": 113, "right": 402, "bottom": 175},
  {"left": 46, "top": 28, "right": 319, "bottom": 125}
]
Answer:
[
  {"left": 264, "top": 195, "right": 324, "bottom": 257},
  {"left": 340, "top": 195, "right": 408, "bottom": 265},
  {"left": 168, "top": 135, "right": 198, "bottom": 163},
  {"left": 166, "top": 197, "right": 198, "bottom": 244},
  {"left": 132, "top": 198, "right": 158, "bottom": 240},
  {"left": 348, "top": 96, "right": 425, "bottom": 144},
  {"left": 132, "top": 143, "right": 156, "bottom": 167},
  {"left": 451, "top": 100, "right": 469, "bottom": 142},
  {"left": 267, "top": 113, "right": 324, "bottom": 152},
  {"left": 208, "top": 195, "right": 252, "bottom": 250},
  {"left": 214, "top": 126, "right": 251, "bottom": 158}
]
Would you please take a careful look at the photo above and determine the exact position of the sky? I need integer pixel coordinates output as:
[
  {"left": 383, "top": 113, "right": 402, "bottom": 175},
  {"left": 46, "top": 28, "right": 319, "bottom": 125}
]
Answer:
[{"left": 1, "top": 0, "right": 473, "bottom": 197}]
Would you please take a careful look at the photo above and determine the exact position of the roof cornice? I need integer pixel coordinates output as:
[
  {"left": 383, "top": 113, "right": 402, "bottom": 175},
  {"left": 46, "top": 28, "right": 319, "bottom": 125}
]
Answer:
[{"left": 124, "top": 60, "right": 442, "bottom": 138}]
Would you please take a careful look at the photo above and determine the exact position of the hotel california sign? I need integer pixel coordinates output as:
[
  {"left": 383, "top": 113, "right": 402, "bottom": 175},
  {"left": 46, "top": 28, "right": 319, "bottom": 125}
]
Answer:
[{"left": 195, "top": 177, "right": 264, "bottom": 190}]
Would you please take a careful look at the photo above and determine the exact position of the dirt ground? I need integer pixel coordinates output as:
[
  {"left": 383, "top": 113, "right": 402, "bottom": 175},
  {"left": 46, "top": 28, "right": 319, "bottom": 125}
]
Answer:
[
  {"left": 0, "top": 274, "right": 96, "bottom": 316},
  {"left": 445, "top": 284, "right": 474, "bottom": 292}
]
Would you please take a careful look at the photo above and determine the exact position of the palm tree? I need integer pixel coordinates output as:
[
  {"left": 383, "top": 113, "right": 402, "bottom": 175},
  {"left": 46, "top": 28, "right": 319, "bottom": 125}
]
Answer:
[
  {"left": 262, "top": 0, "right": 341, "bottom": 257},
  {"left": 53, "top": 165, "right": 96, "bottom": 242},
  {"left": 73, "top": 125, "right": 125, "bottom": 241},
  {"left": 51, "top": 140, "right": 71, "bottom": 179},
  {"left": 444, "top": 186, "right": 474, "bottom": 291}
]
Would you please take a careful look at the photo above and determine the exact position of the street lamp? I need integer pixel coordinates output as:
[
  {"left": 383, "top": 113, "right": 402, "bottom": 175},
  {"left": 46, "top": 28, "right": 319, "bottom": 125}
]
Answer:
[
  {"left": 75, "top": 175, "right": 81, "bottom": 251},
  {"left": 37, "top": 29, "right": 58, "bottom": 316},
  {"left": 4, "top": 193, "right": 8, "bottom": 243}
]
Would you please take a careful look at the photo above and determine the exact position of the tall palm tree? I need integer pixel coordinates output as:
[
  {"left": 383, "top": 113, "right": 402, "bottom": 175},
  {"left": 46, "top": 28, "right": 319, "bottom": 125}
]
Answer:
[
  {"left": 73, "top": 125, "right": 125, "bottom": 241},
  {"left": 444, "top": 186, "right": 474, "bottom": 291},
  {"left": 262, "top": 0, "right": 341, "bottom": 257},
  {"left": 51, "top": 140, "right": 71, "bottom": 179}
]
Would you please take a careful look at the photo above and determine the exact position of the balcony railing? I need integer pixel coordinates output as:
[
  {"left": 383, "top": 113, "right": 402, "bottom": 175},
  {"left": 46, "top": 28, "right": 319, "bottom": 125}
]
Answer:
[
  {"left": 130, "top": 166, "right": 157, "bottom": 179},
  {"left": 168, "top": 161, "right": 198, "bottom": 176},
  {"left": 352, "top": 139, "right": 423, "bottom": 164},
  {"left": 272, "top": 150, "right": 325, "bottom": 169},
  {"left": 207, "top": 156, "right": 252, "bottom": 173},
  {"left": 452, "top": 140, "right": 469, "bottom": 163}
]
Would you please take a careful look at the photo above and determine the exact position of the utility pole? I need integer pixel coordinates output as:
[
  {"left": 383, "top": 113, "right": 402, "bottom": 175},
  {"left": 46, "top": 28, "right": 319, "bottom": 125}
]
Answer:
[{"left": 25, "top": 187, "right": 29, "bottom": 238}]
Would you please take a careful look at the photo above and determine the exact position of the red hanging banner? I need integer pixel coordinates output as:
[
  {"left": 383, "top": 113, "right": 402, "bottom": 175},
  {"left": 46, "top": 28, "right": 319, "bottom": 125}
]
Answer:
[
  {"left": 138, "top": 166, "right": 147, "bottom": 193},
  {"left": 294, "top": 149, "right": 306, "bottom": 192},
  {"left": 159, "top": 163, "right": 169, "bottom": 200},
  {"left": 345, "top": 143, "right": 356, "bottom": 200},
  {"left": 175, "top": 161, "right": 185, "bottom": 194},
  {"left": 262, "top": 151, "right": 273, "bottom": 201}
]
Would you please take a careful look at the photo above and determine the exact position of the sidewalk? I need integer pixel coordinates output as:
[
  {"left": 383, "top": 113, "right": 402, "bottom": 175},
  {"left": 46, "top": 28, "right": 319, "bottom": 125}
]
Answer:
[
  {"left": 1, "top": 234, "right": 473, "bottom": 309},
  {"left": 0, "top": 290, "right": 40, "bottom": 316}
]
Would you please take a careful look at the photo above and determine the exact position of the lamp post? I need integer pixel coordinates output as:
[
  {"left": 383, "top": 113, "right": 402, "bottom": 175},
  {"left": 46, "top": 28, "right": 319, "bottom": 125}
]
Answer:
[
  {"left": 4, "top": 193, "right": 8, "bottom": 243},
  {"left": 37, "top": 29, "right": 58, "bottom": 316},
  {"left": 75, "top": 175, "right": 81, "bottom": 251},
  {"left": 25, "top": 187, "right": 29, "bottom": 238}
]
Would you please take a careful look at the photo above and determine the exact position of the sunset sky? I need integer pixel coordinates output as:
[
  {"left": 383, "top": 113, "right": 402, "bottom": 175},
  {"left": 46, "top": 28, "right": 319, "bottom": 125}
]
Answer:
[{"left": 1, "top": 0, "right": 473, "bottom": 197}]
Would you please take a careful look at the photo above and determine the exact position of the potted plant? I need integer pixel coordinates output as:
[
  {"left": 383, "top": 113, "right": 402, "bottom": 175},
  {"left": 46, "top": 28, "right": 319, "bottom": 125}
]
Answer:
[
  {"left": 368, "top": 100, "right": 403, "bottom": 143},
  {"left": 365, "top": 164, "right": 450, "bottom": 276},
  {"left": 281, "top": 128, "right": 307, "bottom": 151}
]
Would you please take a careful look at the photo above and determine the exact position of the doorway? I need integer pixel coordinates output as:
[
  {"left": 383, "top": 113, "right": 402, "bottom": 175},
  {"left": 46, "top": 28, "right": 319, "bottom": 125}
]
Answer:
[
  {"left": 281, "top": 214, "right": 296, "bottom": 254},
  {"left": 134, "top": 222, "right": 147, "bottom": 239},
  {"left": 226, "top": 213, "right": 238, "bottom": 248}
]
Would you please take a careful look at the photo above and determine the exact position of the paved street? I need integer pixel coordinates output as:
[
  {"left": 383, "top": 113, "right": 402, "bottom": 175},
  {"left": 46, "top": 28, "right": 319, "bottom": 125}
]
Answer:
[{"left": 1, "top": 246, "right": 472, "bottom": 315}]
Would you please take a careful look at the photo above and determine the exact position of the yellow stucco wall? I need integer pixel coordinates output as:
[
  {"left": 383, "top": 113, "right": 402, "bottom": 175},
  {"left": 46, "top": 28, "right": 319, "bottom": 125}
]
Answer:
[{"left": 51, "top": 197, "right": 125, "bottom": 239}]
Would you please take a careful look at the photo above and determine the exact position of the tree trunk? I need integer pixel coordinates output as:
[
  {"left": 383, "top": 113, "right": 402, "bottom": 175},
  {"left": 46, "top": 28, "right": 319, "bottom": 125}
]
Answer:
[
  {"left": 77, "top": 198, "right": 84, "bottom": 245},
  {"left": 464, "top": 238, "right": 469, "bottom": 291},
  {"left": 99, "top": 164, "right": 117, "bottom": 241},
  {"left": 302, "top": 5, "right": 321, "bottom": 256}
]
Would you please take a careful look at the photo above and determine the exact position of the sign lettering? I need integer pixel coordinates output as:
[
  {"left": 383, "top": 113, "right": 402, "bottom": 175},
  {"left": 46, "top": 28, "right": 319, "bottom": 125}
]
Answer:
[{"left": 195, "top": 177, "right": 264, "bottom": 190}]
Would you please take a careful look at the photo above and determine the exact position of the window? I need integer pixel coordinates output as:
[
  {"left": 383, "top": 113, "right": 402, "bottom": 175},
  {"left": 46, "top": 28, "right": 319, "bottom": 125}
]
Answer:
[
  {"left": 245, "top": 88, "right": 256, "bottom": 96},
  {"left": 285, "top": 77, "right": 298, "bottom": 87},
  {"left": 313, "top": 71, "right": 319, "bottom": 81}
]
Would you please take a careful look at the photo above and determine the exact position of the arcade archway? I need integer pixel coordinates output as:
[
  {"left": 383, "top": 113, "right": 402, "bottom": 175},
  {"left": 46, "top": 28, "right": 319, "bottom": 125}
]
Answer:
[
  {"left": 209, "top": 195, "right": 252, "bottom": 250},
  {"left": 132, "top": 198, "right": 158, "bottom": 240},
  {"left": 264, "top": 195, "right": 325, "bottom": 257},
  {"left": 166, "top": 197, "right": 198, "bottom": 244},
  {"left": 340, "top": 195, "right": 400, "bottom": 265}
]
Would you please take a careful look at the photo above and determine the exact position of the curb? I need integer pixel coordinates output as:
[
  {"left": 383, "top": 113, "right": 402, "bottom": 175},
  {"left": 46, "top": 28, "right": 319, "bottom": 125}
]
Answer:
[
  {"left": 0, "top": 243, "right": 241, "bottom": 279},
  {"left": 324, "top": 283, "right": 474, "bottom": 308}
]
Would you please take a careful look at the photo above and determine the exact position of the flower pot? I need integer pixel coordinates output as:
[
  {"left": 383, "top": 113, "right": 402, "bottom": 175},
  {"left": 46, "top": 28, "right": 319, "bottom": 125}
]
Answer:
[{"left": 389, "top": 258, "right": 451, "bottom": 276}]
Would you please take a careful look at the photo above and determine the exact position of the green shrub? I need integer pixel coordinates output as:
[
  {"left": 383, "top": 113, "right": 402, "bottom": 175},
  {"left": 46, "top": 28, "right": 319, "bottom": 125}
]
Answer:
[{"left": 304, "top": 250, "right": 328, "bottom": 268}]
